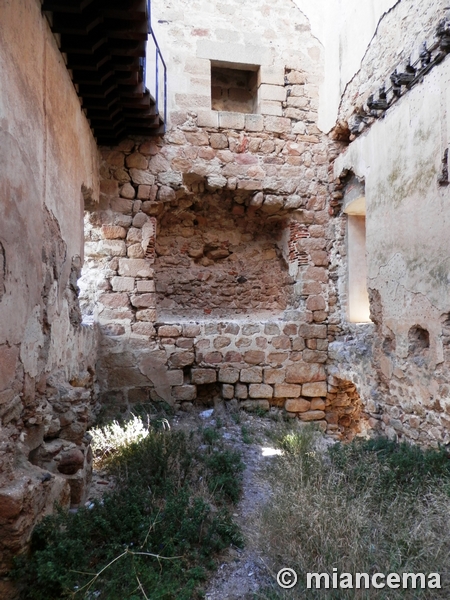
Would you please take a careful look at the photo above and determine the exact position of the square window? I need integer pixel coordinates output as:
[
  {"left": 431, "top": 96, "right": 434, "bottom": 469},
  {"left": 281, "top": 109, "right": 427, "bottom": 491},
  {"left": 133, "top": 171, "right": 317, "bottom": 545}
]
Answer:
[{"left": 211, "top": 63, "right": 259, "bottom": 114}]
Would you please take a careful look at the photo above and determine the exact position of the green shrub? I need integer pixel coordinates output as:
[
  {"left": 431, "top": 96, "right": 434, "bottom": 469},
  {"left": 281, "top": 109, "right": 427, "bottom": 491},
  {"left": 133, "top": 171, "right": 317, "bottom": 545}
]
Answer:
[{"left": 13, "top": 424, "right": 243, "bottom": 600}]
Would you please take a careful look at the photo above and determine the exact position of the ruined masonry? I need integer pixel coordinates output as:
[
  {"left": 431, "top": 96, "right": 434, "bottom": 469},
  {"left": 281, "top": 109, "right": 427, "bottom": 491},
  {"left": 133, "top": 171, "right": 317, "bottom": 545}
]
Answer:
[{"left": 2, "top": 0, "right": 450, "bottom": 593}]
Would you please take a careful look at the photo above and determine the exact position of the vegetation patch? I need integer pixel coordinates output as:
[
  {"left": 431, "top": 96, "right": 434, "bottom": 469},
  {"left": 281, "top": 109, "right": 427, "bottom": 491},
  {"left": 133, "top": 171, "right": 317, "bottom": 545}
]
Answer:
[
  {"left": 257, "top": 427, "right": 450, "bottom": 599},
  {"left": 13, "top": 417, "right": 244, "bottom": 600}
]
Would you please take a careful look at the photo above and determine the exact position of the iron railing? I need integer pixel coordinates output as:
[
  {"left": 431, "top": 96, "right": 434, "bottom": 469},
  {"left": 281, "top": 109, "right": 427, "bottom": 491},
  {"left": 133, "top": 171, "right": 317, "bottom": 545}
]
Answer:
[{"left": 145, "top": 0, "right": 167, "bottom": 132}]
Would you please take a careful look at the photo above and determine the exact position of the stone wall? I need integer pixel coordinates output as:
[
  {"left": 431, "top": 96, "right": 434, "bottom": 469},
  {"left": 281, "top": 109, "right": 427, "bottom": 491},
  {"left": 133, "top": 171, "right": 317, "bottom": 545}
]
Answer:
[
  {"left": 329, "top": 0, "right": 450, "bottom": 447},
  {"left": 0, "top": 0, "right": 100, "bottom": 585}
]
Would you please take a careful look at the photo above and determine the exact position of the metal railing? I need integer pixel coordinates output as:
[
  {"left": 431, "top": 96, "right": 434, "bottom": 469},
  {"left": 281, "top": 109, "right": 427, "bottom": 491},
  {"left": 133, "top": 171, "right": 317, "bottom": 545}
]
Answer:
[{"left": 145, "top": 0, "right": 167, "bottom": 131}]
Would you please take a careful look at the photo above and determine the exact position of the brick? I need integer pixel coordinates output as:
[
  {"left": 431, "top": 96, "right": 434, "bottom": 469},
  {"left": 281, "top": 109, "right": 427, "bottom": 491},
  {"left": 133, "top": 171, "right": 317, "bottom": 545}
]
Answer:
[
  {"left": 192, "top": 369, "right": 217, "bottom": 384},
  {"left": 286, "top": 363, "right": 326, "bottom": 384},
  {"left": 235, "top": 383, "right": 248, "bottom": 399},
  {"left": 118, "top": 258, "right": 154, "bottom": 278},
  {"left": 222, "top": 384, "right": 234, "bottom": 399},
  {"left": 300, "top": 410, "right": 326, "bottom": 421},
  {"left": 302, "top": 382, "right": 328, "bottom": 397},
  {"left": 285, "top": 398, "right": 310, "bottom": 413},
  {"left": 130, "top": 294, "right": 156, "bottom": 308},
  {"left": 158, "top": 325, "right": 182, "bottom": 337},
  {"left": 219, "top": 367, "right": 240, "bottom": 384},
  {"left": 240, "top": 367, "right": 263, "bottom": 383},
  {"left": 274, "top": 384, "right": 301, "bottom": 398},
  {"left": 136, "top": 280, "right": 155, "bottom": 293},
  {"left": 218, "top": 111, "right": 245, "bottom": 130},
  {"left": 172, "top": 385, "right": 196, "bottom": 401},
  {"left": 249, "top": 384, "right": 273, "bottom": 399},
  {"left": 169, "top": 352, "right": 195, "bottom": 367},
  {"left": 111, "top": 276, "right": 135, "bottom": 292},
  {"left": 263, "top": 368, "right": 285, "bottom": 384},
  {"left": 244, "top": 350, "right": 265, "bottom": 365}
]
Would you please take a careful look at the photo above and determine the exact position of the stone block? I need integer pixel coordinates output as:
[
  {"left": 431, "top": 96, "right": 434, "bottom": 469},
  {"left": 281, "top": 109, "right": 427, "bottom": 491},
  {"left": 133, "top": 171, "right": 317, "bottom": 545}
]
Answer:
[
  {"left": 219, "top": 367, "right": 240, "bottom": 384},
  {"left": 136, "top": 280, "right": 156, "bottom": 293},
  {"left": 249, "top": 384, "right": 273, "bottom": 399},
  {"left": 126, "top": 152, "right": 148, "bottom": 169},
  {"left": 242, "top": 324, "right": 260, "bottom": 335},
  {"left": 172, "top": 385, "right": 197, "bottom": 401},
  {"left": 158, "top": 325, "right": 182, "bottom": 337},
  {"left": 131, "top": 323, "right": 156, "bottom": 336},
  {"left": 264, "top": 323, "right": 280, "bottom": 335},
  {"left": 218, "top": 111, "right": 245, "bottom": 130},
  {"left": 271, "top": 335, "right": 291, "bottom": 349},
  {"left": 132, "top": 212, "right": 149, "bottom": 228},
  {"left": 169, "top": 351, "right": 195, "bottom": 367},
  {"left": 285, "top": 363, "right": 326, "bottom": 384},
  {"left": 101, "top": 179, "right": 119, "bottom": 195},
  {"left": 210, "top": 133, "right": 228, "bottom": 149},
  {"left": 235, "top": 383, "right": 248, "bottom": 399},
  {"left": 111, "top": 276, "right": 135, "bottom": 292},
  {"left": 302, "top": 382, "right": 328, "bottom": 397},
  {"left": 274, "top": 384, "right": 301, "bottom": 398},
  {"left": 197, "top": 110, "right": 219, "bottom": 128},
  {"left": 285, "top": 398, "right": 310, "bottom": 413},
  {"left": 264, "top": 116, "right": 291, "bottom": 133},
  {"left": 222, "top": 384, "right": 234, "bottom": 399},
  {"left": 127, "top": 244, "right": 145, "bottom": 259},
  {"left": 258, "top": 65, "right": 285, "bottom": 86},
  {"left": 176, "top": 338, "right": 194, "bottom": 349},
  {"left": 245, "top": 114, "right": 264, "bottom": 132},
  {"left": 259, "top": 84, "right": 286, "bottom": 102},
  {"left": 111, "top": 197, "right": 133, "bottom": 214},
  {"left": 130, "top": 294, "right": 156, "bottom": 308},
  {"left": 300, "top": 410, "right": 326, "bottom": 421},
  {"left": 137, "top": 185, "right": 152, "bottom": 199},
  {"left": 310, "top": 398, "right": 326, "bottom": 410},
  {"left": 203, "top": 352, "right": 223, "bottom": 364},
  {"left": 166, "top": 370, "right": 184, "bottom": 386},
  {"left": 259, "top": 101, "right": 283, "bottom": 116},
  {"left": 183, "top": 324, "right": 201, "bottom": 337},
  {"left": 303, "top": 349, "right": 327, "bottom": 363},
  {"left": 102, "top": 225, "right": 127, "bottom": 239},
  {"left": 100, "top": 240, "right": 127, "bottom": 257},
  {"left": 192, "top": 369, "right": 217, "bottom": 384},
  {"left": 223, "top": 351, "right": 243, "bottom": 363},
  {"left": 120, "top": 183, "right": 135, "bottom": 199},
  {"left": 244, "top": 350, "right": 265, "bottom": 365},
  {"left": 263, "top": 368, "right": 285, "bottom": 384},
  {"left": 240, "top": 367, "right": 263, "bottom": 383},
  {"left": 214, "top": 336, "right": 231, "bottom": 349},
  {"left": 298, "top": 324, "right": 327, "bottom": 339},
  {"left": 118, "top": 258, "right": 154, "bottom": 278}
]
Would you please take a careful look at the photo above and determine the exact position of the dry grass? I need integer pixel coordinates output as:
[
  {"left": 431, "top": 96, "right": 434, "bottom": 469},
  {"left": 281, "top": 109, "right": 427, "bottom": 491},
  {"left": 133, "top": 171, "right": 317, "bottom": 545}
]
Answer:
[{"left": 256, "top": 427, "right": 450, "bottom": 599}]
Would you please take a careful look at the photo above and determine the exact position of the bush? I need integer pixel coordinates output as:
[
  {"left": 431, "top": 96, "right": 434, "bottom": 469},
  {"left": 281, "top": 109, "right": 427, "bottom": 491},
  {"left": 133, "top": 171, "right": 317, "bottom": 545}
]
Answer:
[{"left": 13, "top": 422, "right": 244, "bottom": 600}]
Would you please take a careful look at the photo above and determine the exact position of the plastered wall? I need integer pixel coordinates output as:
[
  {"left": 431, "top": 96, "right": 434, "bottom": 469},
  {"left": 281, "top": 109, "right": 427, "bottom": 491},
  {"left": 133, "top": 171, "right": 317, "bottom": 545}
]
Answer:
[{"left": 0, "top": 0, "right": 99, "bottom": 585}]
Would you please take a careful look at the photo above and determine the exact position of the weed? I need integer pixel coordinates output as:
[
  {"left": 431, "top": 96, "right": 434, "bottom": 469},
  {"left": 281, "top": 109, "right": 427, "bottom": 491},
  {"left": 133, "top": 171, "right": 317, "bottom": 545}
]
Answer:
[
  {"left": 257, "top": 432, "right": 450, "bottom": 599},
  {"left": 13, "top": 422, "right": 244, "bottom": 599},
  {"left": 241, "top": 425, "right": 253, "bottom": 445}
]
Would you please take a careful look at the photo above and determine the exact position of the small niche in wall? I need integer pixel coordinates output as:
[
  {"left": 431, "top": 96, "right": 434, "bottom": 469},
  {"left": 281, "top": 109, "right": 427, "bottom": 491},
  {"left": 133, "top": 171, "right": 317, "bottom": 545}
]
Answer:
[{"left": 211, "top": 62, "right": 259, "bottom": 114}]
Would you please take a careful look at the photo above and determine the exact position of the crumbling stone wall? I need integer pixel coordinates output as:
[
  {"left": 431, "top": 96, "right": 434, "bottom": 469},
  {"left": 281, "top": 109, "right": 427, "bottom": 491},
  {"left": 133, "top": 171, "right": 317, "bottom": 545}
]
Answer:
[
  {"left": 330, "top": 0, "right": 450, "bottom": 447},
  {"left": 0, "top": 0, "right": 100, "bottom": 587}
]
